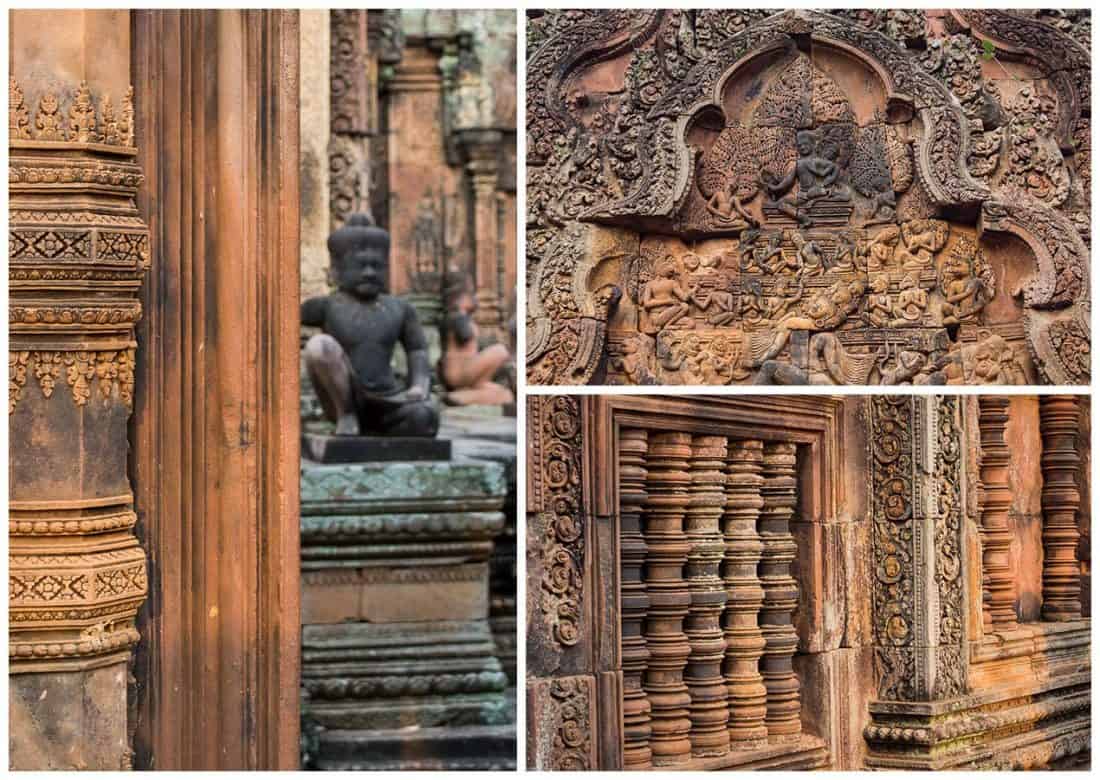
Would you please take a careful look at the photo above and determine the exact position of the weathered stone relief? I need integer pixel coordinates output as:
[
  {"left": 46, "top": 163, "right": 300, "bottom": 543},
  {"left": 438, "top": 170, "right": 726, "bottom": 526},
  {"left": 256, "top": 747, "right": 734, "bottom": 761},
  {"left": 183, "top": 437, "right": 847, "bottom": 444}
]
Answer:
[{"left": 526, "top": 10, "right": 1089, "bottom": 385}]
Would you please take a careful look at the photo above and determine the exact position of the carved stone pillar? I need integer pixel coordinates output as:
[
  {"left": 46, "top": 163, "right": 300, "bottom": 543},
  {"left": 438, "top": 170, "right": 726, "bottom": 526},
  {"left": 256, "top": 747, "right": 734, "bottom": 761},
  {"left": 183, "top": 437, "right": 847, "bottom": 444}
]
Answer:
[
  {"left": 618, "top": 428, "right": 652, "bottom": 770},
  {"left": 8, "top": 10, "right": 149, "bottom": 770},
  {"left": 642, "top": 431, "right": 693, "bottom": 765},
  {"left": 865, "top": 397, "right": 973, "bottom": 767},
  {"left": 461, "top": 130, "right": 506, "bottom": 339},
  {"left": 722, "top": 440, "right": 768, "bottom": 746},
  {"left": 759, "top": 442, "right": 801, "bottom": 740},
  {"left": 685, "top": 435, "right": 730, "bottom": 757},
  {"left": 1039, "top": 396, "right": 1083, "bottom": 621},
  {"left": 978, "top": 396, "right": 1018, "bottom": 631}
]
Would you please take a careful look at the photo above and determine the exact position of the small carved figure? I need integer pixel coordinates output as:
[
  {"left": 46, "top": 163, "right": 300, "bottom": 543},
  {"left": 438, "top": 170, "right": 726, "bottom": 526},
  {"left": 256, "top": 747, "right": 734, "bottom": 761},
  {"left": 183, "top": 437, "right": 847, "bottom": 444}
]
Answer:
[
  {"left": 741, "top": 278, "right": 767, "bottom": 326},
  {"left": 698, "top": 124, "right": 761, "bottom": 228},
  {"left": 832, "top": 234, "right": 857, "bottom": 273},
  {"left": 863, "top": 275, "right": 894, "bottom": 327},
  {"left": 940, "top": 245, "right": 994, "bottom": 325},
  {"left": 641, "top": 258, "right": 695, "bottom": 333},
  {"left": 618, "top": 334, "right": 657, "bottom": 385},
  {"left": 761, "top": 129, "right": 850, "bottom": 227},
  {"left": 791, "top": 232, "right": 825, "bottom": 276},
  {"left": 867, "top": 226, "right": 900, "bottom": 270},
  {"left": 896, "top": 219, "right": 947, "bottom": 270},
  {"left": 301, "top": 213, "right": 439, "bottom": 437},
  {"left": 439, "top": 276, "right": 515, "bottom": 406},
  {"left": 739, "top": 229, "right": 763, "bottom": 272},
  {"left": 942, "top": 333, "right": 1026, "bottom": 385},
  {"left": 890, "top": 273, "right": 928, "bottom": 326},
  {"left": 691, "top": 279, "right": 738, "bottom": 326},
  {"left": 756, "top": 232, "right": 786, "bottom": 274}
]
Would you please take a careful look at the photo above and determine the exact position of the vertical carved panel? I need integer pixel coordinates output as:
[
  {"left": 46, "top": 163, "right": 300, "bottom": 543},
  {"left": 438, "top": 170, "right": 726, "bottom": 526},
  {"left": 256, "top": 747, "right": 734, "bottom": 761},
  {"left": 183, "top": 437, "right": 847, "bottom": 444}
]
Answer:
[
  {"left": 528, "top": 675, "right": 597, "bottom": 770},
  {"left": 685, "top": 435, "right": 730, "bottom": 757},
  {"left": 618, "top": 428, "right": 652, "bottom": 770},
  {"left": 933, "top": 397, "right": 967, "bottom": 698},
  {"left": 329, "top": 9, "right": 374, "bottom": 230},
  {"left": 977, "top": 396, "right": 1018, "bottom": 631},
  {"left": 722, "top": 440, "right": 768, "bottom": 745},
  {"left": 1039, "top": 396, "right": 1083, "bottom": 621},
  {"left": 528, "top": 395, "right": 585, "bottom": 663},
  {"left": 759, "top": 442, "right": 801, "bottom": 740},
  {"left": 643, "top": 431, "right": 693, "bottom": 765}
]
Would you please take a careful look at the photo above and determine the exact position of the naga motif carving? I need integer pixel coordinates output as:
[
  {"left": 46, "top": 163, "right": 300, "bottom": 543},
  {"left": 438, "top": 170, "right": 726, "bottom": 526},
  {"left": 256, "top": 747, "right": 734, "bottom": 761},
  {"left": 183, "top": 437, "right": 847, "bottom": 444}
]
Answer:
[{"left": 526, "top": 10, "right": 1089, "bottom": 385}]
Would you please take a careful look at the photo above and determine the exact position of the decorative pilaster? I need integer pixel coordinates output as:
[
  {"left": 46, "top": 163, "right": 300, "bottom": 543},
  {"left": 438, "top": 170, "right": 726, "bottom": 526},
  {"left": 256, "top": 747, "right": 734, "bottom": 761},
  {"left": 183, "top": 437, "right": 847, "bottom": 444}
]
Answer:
[
  {"left": 642, "top": 431, "right": 693, "bottom": 766},
  {"left": 9, "top": 14, "right": 150, "bottom": 767},
  {"left": 977, "top": 396, "right": 1018, "bottom": 632},
  {"left": 462, "top": 131, "right": 506, "bottom": 339},
  {"left": 618, "top": 428, "right": 652, "bottom": 770},
  {"left": 1039, "top": 396, "right": 1083, "bottom": 621},
  {"left": 329, "top": 10, "right": 374, "bottom": 230},
  {"left": 722, "top": 440, "right": 768, "bottom": 745},
  {"left": 759, "top": 442, "right": 801, "bottom": 740},
  {"left": 685, "top": 435, "right": 730, "bottom": 757}
]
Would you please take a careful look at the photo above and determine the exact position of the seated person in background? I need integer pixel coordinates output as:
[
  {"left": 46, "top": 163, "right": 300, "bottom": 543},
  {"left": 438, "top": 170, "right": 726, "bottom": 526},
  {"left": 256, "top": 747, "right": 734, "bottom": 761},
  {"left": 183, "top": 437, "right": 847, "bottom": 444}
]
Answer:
[{"left": 440, "top": 274, "right": 514, "bottom": 406}]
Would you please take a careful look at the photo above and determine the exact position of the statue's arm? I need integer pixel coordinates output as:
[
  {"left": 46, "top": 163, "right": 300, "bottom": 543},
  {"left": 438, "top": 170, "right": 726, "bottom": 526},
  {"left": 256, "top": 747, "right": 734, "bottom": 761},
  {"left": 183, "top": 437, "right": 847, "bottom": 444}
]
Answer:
[
  {"left": 401, "top": 303, "right": 432, "bottom": 397},
  {"left": 301, "top": 296, "right": 329, "bottom": 327}
]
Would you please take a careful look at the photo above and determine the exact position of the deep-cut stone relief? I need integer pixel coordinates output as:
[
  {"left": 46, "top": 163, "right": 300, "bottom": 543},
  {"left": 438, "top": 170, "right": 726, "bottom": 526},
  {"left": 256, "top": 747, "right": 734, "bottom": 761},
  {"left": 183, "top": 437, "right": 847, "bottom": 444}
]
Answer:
[
  {"left": 525, "top": 10, "right": 1090, "bottom": 385},
  {"left": 527, "top": 395, "right": 1090, "bottom": 770}
]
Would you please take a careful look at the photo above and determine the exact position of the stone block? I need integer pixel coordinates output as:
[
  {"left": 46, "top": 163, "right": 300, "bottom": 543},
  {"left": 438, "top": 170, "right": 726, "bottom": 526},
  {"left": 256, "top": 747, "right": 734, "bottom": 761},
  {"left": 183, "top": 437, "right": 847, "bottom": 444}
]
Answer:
[
  {"left": 302, "top": 433, "right": 451, "bottom": 463},
  {"left": 10, "top": 662, "right": 130, "bottom": 770}
]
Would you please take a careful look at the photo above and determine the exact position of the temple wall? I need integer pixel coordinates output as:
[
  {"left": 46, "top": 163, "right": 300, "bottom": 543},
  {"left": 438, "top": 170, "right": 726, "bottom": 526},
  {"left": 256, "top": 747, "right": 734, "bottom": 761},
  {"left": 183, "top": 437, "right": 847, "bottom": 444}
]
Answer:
[
  {"left": 526, "top": 394, "right": 1091, "bottom": 771},
  {"left": 301, "top": 9, "right": 517, "bottom": 341}
]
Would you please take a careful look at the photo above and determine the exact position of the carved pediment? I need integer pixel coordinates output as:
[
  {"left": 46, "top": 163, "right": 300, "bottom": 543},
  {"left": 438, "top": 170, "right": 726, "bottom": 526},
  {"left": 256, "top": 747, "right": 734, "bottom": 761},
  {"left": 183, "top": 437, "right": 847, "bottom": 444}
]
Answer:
[{"left": 527, "top": 10, "right": 1090, "bottom": 386}]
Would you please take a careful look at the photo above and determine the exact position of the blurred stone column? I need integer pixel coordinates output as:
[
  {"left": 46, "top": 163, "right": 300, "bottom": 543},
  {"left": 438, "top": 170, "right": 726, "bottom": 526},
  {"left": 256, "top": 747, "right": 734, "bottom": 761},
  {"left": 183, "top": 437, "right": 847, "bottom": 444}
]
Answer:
[
  {"left": 9, "top": 9, "right": 150, "bottom": 769},
  {"left": 299, "top": 10, "right": 331, "bottom": 301}
]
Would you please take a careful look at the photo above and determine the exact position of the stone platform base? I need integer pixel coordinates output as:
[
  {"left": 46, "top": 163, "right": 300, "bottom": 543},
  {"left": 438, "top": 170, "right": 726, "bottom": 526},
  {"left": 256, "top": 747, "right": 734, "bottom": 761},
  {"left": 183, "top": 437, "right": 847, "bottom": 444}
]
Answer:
[
  {"left": 301, "top": 620, "right": 514, "bottom": 770},
  {"left": 314, "top": 724, "right": 517, "bottom": 770},
  {"left": 302, "top": 433, "right": 451, "bottom": 463}
]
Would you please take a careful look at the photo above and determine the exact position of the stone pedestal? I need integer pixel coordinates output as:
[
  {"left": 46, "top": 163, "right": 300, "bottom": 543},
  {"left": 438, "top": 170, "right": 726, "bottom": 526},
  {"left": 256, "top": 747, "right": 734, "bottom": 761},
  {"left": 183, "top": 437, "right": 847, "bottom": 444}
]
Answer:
[{"left": 300, "top": 453, "right": 516, "bottom": 769}]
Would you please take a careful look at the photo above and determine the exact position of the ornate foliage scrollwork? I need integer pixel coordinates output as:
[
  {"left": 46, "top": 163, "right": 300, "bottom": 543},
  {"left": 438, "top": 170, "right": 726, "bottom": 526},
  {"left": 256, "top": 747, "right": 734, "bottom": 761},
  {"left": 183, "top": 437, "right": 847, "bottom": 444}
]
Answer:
[
  {"left": 868, "top": 396, "right": 916, "bottom": 701},
  {"left": 932, "top": 396, "right": 966, "bottom": 698},
  {"left": 547, "top": 677, "right": 593, "bottom": 770},
  {"left": 531, "top": 396, "right": 584, "bottom": 648}
]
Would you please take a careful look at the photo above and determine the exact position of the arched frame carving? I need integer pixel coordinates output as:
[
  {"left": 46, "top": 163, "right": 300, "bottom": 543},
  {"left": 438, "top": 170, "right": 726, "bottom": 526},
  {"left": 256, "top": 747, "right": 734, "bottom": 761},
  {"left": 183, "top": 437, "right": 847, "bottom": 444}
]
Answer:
[{"left": 526, "top": 10, "right": 1089, "bottom": 386}]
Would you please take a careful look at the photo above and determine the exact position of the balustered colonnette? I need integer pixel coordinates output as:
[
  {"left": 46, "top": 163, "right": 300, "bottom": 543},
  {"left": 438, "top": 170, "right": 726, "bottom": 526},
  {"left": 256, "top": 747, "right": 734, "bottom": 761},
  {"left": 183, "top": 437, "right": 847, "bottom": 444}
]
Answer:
[
  {"left": 978, "top": 396, "right": 1085, "bottom": 632},
  {"left": 621, "top": 431, "right": 801, "bottom": 768}
]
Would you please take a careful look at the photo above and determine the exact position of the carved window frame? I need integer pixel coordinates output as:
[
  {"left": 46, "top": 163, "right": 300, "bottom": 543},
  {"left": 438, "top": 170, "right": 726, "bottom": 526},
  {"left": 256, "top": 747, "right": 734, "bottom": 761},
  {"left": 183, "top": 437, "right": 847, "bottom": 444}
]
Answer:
[{"left": 586, "top": 395, "right": 849, "bottom": 769}]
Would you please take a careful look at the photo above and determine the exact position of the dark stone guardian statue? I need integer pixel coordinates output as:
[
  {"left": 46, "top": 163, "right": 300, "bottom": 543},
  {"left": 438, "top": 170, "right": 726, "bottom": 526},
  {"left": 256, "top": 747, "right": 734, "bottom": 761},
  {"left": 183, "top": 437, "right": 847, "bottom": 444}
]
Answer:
[{"left": 302, "top": 213, "right": 439, "bottom": 437}]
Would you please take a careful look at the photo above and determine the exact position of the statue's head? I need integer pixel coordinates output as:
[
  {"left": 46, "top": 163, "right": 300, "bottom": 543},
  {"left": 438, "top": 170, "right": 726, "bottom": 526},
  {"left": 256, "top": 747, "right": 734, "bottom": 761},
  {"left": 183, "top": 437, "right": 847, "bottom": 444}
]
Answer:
[
  {"left": 795, "top": 130, "right": 817, "bottom": 156},
  {"left": 328, "top": 213, "right": 390, "bottom": 301}
]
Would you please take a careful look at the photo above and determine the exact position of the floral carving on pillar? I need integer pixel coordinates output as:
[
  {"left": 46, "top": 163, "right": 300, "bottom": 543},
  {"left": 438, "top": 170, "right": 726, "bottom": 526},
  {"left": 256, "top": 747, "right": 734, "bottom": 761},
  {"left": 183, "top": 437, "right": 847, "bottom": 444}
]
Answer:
[{"left": 9, "top": 77, "right": 150, "bottom": 679}]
